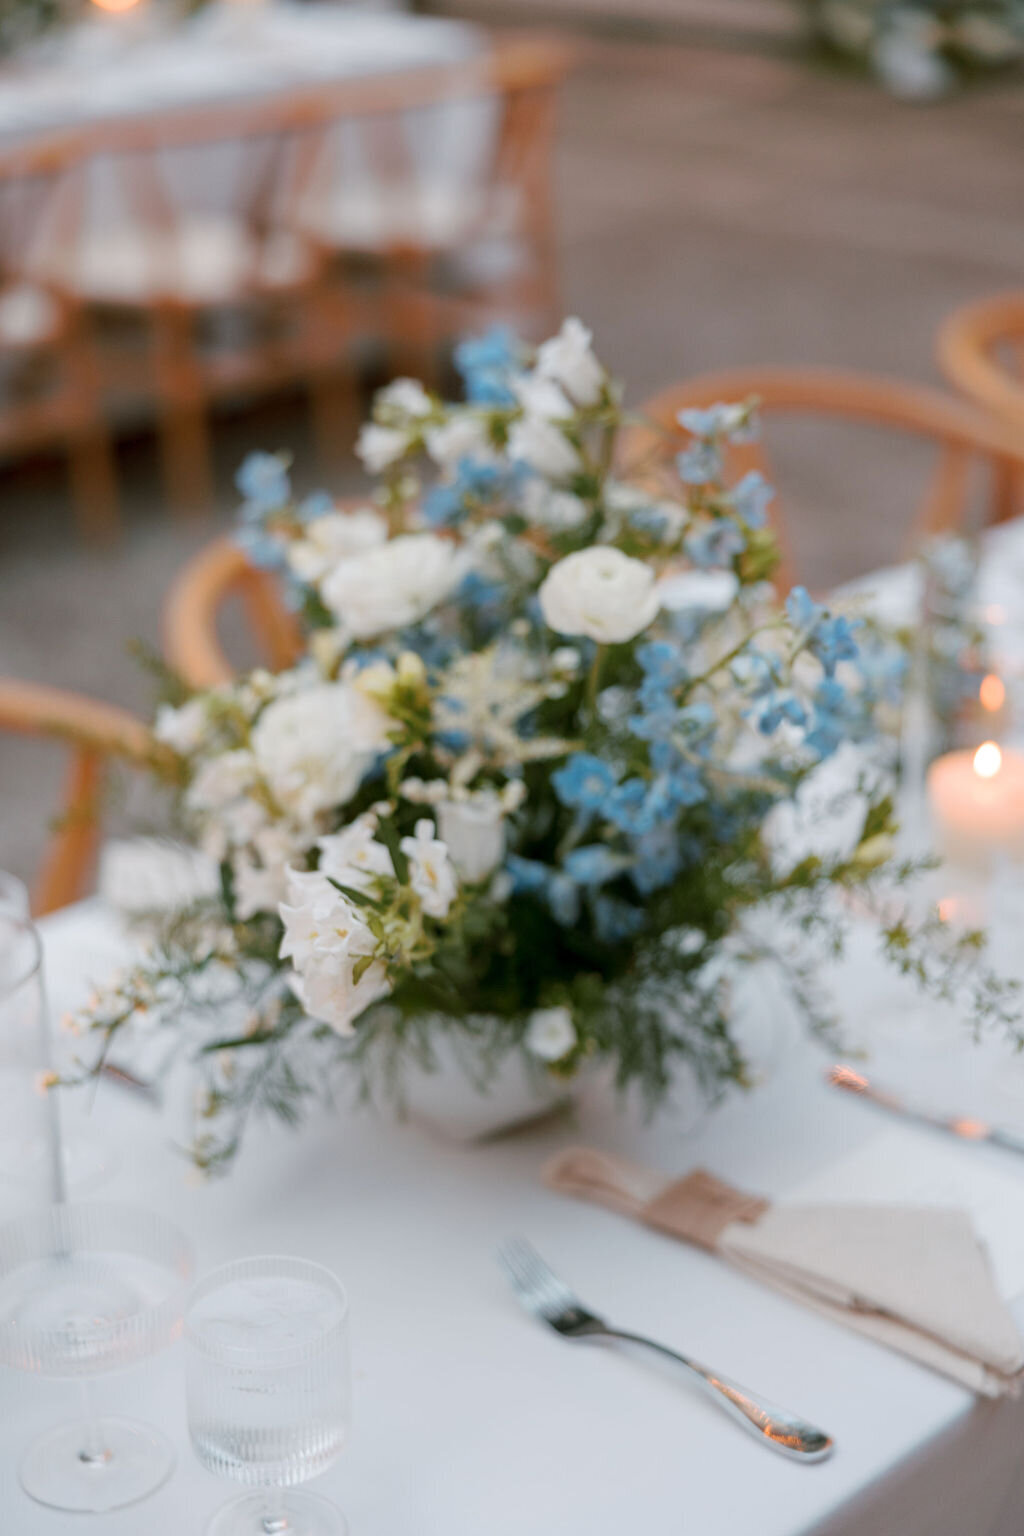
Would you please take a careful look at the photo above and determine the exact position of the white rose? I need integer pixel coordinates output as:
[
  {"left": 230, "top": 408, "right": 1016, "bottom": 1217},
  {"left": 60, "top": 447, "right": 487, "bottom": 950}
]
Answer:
[
  {"left": 322, "top": 533, "right": 460, "bottom": 640},
  {"left": 535, "top": 318, "right": 604, "bottom": 407},
  {"left": 318, "top": 813, "right": 394, "bottom": 894},
  {"left": 399, "top": 818, "right": 458, "bottom": 918},
  {"left": 376, "top": 378, "right": 433, "bottom": 418},
  {"left": 251, "top": 683, "right": 389, "bottom": 821},
  {"left": 356, "top": 423, "right": 409, "bottom": 474},
  {"left": 507, "top": 417, "right": 581, "bottom": 482},
  {"left": 286, "top": 508, "right": 388, "bottom": 585},
  {"left": 656, "top": 568, "right": 739, "bottom": 614},
  {"left": 154, "top": 698, "right": 207, "bottom": 755},
  {"left": 424, "top": 413, "right": 491, "bottom": 471},
  {"left": 524, "top": 1005, "right": 576, "bottom": 1062},
  {"left": 436, "top": 797, "right": 506, "bottom": 884},
  {"left": 539, "top": 547, "right": 660, "bottom": 644}
]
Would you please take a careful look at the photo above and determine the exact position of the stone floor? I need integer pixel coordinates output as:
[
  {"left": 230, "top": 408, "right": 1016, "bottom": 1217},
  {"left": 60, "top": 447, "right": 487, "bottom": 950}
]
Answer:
[{"left": 2, "top": 29, "right": 1023, "bottom": 885}]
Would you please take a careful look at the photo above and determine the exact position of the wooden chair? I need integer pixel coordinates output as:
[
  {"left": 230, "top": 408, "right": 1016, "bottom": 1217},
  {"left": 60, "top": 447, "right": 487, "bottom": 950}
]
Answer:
[
  {"left": 163, "top": 537, "right": 303, "bottom": 690},
  {"left": 624, "top": 367, "right": 1024, "bottom": 591},
  {"left": 0, "top": 680, "right": 159, "bottom": 915},
  {"left": 937, "top": 293, "right": 1024, "bottom": 431},
  {"left": 0, "top": 132, "right": 118, "bottom": 539},
  {"left": 286, "top": 35, "right": 573, "bottom": 372}
]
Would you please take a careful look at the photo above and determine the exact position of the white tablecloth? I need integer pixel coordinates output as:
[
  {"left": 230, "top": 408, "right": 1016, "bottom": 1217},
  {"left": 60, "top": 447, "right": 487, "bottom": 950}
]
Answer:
[{"left": 4, "top": 895, "right": 1024, "bottom": 1535}]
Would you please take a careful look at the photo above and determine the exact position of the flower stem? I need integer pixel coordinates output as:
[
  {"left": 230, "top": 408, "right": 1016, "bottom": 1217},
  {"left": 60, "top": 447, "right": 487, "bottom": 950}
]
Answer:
[{"left": 585, "top": 645, "right": 606, "bottom": 717}]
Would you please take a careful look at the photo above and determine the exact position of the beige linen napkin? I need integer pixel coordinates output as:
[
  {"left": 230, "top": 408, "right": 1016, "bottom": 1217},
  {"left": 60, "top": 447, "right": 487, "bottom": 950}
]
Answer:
[{"left": 544, "top": 1146, "right": 1024, "bottom": 1398}]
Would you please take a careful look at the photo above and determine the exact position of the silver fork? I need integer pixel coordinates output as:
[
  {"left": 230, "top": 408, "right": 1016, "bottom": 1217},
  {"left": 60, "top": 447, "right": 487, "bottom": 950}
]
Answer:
[{"left": 498, "top": 1238, "right": 834, "bottom": 1463}]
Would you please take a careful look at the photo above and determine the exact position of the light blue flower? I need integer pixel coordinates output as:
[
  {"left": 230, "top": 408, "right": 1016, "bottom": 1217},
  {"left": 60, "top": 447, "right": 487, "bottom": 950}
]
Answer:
[
  {"left": 637, "top": 641, "right": 687, "bottom": 686},
  {"left": 593, "top": 896, "right": 646, "bottom": 943},
  {"left": 730, "top": 471, "right": 773, "bottom": 528},
  {"left": 605, "top": 778, "right": 653, "bottom": 835},
  {"left": 677, "top": 442, "right": 723, "bottom": 485},
  {"left": 758, "top": 692, "right": 807, "bottom": 735},
  {"left": 685, "top": 519, "right": 745, "bottom": 568},
  {"left": 564, "top": 846, "right": 630, "bottom": 887},
  {"left": 235, "top": 523, "right": 286, "bottom": 571},
  {"left": 548, "top": 873, "right": 581, "bottom": 925},
  {"left": 813, "top": 614, "right": 860, "bottom": 677},
  {"left": 785, "top": 586, "right": 822, "bottom": 632},
  {"left": 505, "top": 855, "right": 549, "bottom": 896},
  {"left": 299, "top": 490, "right": 334, "bottom": 523},
  {"left": 630, "top": 825, "right": 682, "bottom": 895},
  {"left": 236, "top": 451, "right": 291, "bottom": 511},
  {"left": 553, "top": 754, "right": 618, "bottom": 811},
  {"left": 453, "top": 327, "right": 518, "bottom": 405}
]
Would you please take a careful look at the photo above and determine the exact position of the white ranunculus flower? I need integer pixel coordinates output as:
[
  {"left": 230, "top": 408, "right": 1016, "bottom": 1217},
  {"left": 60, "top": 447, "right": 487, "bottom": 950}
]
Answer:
[
  {"left": 322, "top": 533, "right": 460, "bottom": 640},
  {"left": 318, "top": 813, "right": 394, "bottom": 894},
  {"left": 539, "top": 547, "right": 660, "bottom": 644},
  {"left": 376, "top": 378, "right": 433, "bottom": 418},
  {"left": 154, "top": 698, "right": 207, "bottom": 755},
  {"left": 424, "top": 413, "right": 491, "bottom": 471},
  {"left": 656, "top": 568, "right": 739, "bottom": 614},
  {"left": 524, "top": 1005, "right": 576, "bottom": 1062},
  {"left": 251, "top": 683, "right": 390, "bottom": 822},
  {"left": 400, "top": 819, "right": 458, "bottom": 918},
  {"left": 535, "top": 318, "right": 604, "bottom": 407},
  {"left": 286, "top": 508, "right": 387, "bottom": 585},
  {"left": 436, "top": 796, "right": 506, "bottom": 884},
  {"left": 507, "top": 416, "right": 581, "bottom": 482},
  {"left": 355, "top": 423, "right": 410, "bottom": 474}
]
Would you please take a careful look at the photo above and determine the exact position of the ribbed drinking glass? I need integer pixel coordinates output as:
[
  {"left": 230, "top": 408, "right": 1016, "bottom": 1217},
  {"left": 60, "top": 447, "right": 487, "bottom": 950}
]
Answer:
[{"left": 186, "top": 1255, "right": 351, "bottom": 1536}]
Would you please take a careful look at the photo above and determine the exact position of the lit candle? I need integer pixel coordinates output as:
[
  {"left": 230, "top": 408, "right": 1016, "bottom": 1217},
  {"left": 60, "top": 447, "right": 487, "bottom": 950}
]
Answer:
[
  {"left": 90, "top": 0, "right": 142, "bottom": 12},
  {"left": 926, "top": 740, "right": 1024, "bottom": 870}
]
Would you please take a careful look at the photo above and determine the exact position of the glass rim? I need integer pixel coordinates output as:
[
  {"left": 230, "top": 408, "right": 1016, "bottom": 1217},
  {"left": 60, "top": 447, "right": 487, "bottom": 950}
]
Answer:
[
  {"left": 0, "top": 912, "right": 43, "bottom": 999},
  {"left": 184, "top": 1254, "right": 349, "bottom": 1365}
]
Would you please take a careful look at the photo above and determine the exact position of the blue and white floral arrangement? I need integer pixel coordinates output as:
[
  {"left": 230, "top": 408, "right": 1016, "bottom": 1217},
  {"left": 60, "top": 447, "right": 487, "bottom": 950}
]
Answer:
[{"left": 76, "top": 320, "right": 1017, "bottom": 1170}]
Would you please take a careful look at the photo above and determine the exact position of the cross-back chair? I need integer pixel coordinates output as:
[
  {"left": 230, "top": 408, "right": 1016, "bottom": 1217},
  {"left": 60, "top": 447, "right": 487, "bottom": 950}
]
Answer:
[
  {"left": 624, "top": 367, "right": 1024, "bottom": 592},
  {"left": 937, "top": 295, "right": 1024, "bottom": 520},
  {"left": 0, "top": 680, "right": 159, "bottom": 915},
  {"left": 0, "top": 132, "right": 118, "bottom": 538},
  {"left": 163, "top": 536, "right": 303, "bottom": 691}
]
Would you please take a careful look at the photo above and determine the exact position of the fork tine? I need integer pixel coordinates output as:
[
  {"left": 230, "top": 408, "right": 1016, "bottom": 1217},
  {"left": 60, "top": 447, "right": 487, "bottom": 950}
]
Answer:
[{"left": 498, "top": 1237, "right": 576, "bottom": 1320}]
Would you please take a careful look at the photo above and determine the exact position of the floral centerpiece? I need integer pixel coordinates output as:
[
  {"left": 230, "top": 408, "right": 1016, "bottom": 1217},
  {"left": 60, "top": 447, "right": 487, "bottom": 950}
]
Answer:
[
  {"left": 75, "top": 320, "right": 1018, "bottom": 1171},
  {"left": 802, "top": 0, "right": 1024, "bottom": 97}
]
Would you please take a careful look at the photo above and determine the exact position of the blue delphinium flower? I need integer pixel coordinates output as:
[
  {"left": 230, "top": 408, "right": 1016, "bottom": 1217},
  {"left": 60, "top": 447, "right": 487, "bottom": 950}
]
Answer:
[
  {"left": 564, "top": 846, "right": 630, "bottom": 887},
  {"left": 805, "top": 678, "right": 851, "bottom": 758},
  {"left": 758, "top": 692, "right": 807, "bottom": 735},
  {"left": 298, "top": 489, "right": 334, "bottom": 523},
  {"left": 636, "top": 640, "right": 687, "bottom": 687},
  {"left": 785, "top": 585, "right": 821, "bottom": 632},
  {"left": 453, "top": 328, "right": 518, "bottom": 406},
  {"left": 593, "top": 896, "right": 646, "bottom": 943},
  {"left": 553, "top": 754, "right": 618, "bottom": 812},
  {"left": 677, "top": 403, "right": 758, "bottom": 444},
  {"left": 236, "top": 451, "right": 291, "bottom": 511},
  {"left": 685, "top": 519, "right": 745, "bottom": 568},
  {"left": 506, "top": 856, "right": 581, "bottom": 926},
  {"left": 605, "top": 778, "right": 653, "bottom": 835},
  {"left": 730, "top": 471, "right": 773, "bottom": 528},
  {"left": 630, "top": 825, "right": 683, "bottom": 895},
  {"left": 505, "top": 855, "right": 549, "bottom": 896},
  {"left": 676, "top": 441, "right": 722, "bottom": 485},
  {"left": 812, "top": 614, "right": 860, "bottom": 677}
]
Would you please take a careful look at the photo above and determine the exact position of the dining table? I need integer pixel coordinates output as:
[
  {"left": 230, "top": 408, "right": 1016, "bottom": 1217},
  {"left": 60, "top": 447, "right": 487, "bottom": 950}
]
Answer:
[{"left": 0, "top": 874, "right": 1023, "bottom": 1535}]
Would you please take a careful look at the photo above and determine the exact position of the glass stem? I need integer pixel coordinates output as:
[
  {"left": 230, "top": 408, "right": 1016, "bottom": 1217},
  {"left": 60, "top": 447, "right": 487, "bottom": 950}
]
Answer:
[
  {"left": 261, "top": 1485, "right": 289, "bottom": 1533},
  {"left": 78, "top": 1380, "right": 110, "bottom": 1468}
]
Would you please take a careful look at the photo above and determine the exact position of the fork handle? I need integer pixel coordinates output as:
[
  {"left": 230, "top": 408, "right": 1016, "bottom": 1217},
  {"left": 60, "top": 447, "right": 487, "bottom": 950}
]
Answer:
[{"left": 601, "top": 1328, "right": 834, "bottom": 1462}]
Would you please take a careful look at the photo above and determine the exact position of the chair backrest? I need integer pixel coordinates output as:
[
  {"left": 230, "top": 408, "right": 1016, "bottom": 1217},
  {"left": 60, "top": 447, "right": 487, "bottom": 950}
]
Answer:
[
  {"left": 0, "top": 680, "right": 157, "bottom": 914},
  {"left": 163, "top": 538, "right": 303, "bottom": 690},
  {"left": 623, "top": 366, "right": 1024, "bottom": 590},
  {"left": 937, "top": 292, "right": 1024, "bottom": 432}
]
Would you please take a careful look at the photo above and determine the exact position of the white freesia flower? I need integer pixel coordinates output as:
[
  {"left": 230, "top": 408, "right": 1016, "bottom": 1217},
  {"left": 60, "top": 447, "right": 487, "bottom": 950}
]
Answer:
[
  {"left": 279, "top": 869, "right": 388, "bottom": 1034},
  {"left": 525, "top": 1005, "right": 576, "bottom": 1062},
  {"left": 154, "top": 698, "right": 207, "bottom": 755},
  {"left": 424, "top": 413, "right": 491, "bottom": 471},
  {"left": 656, "top": 568, "right": 739, "bottom": 614},
  {"left": 376, "top": 378, "right": 433, "bottom": 418},
  {"left": 322, "top": 533, "right": 461, "bottom": 640},
  {"left": 513, "top": 372, "right": 573, "bottom": 422},
  {"left": 251, "top": 683, "right": 390, "bottom": 821},
  {"left": 400, "top": 819, "right": 458, "bottom": 918},
  {"left": 535, "top": 318, "right": 604, "bottom": 406},
  {"left": 355, "top": 423, "right": 409, "bottom": 474},
  {"left": 286, "top": 508, "right": 387, "bottom": 585},
  {"left": 539, "top": 547, "right": 660, "bottom": 644},
  {"left": 318, "top": 813, "right": 394, "bottom": 894},
  {"left": 436, "top": 796, "right": 506, "bottom": 883},
  {"left": 507, "top": 416, "right": 581, "bottom": 482}
]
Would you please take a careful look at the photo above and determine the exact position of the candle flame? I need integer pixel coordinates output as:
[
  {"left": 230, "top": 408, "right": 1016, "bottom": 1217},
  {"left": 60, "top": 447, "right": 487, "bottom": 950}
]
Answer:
[
  {"left": 937, "top": 897, "right": 959, "bottom": 923},
  {"left": 974, "top": 741, "right": 1002, "bottom": 779},
  {"left": 91, "top": 0, "right": 141, "bottom": 12},
  {"left": 980, "top": 674, "right": 1006, "bottom": 712}
]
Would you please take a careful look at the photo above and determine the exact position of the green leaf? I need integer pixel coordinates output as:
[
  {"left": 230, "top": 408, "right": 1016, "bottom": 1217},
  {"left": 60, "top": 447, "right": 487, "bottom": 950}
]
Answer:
[
  {"left": 375, "top": 818, "right": 410, "bottom": 885},
  {"left": 325, "top": 877, "right": 384, "bottom": 911}
]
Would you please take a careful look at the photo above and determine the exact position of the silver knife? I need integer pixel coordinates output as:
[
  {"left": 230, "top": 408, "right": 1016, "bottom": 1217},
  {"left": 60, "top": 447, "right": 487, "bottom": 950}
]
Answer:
[{"left": 826, "top": 1063, "right": 1024, "bottom": 1156}]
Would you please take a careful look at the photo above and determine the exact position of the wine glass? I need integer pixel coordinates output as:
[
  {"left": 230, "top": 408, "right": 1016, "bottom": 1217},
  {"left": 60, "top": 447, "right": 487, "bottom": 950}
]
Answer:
[
  {"left": 0, "top": 1200, "right": 193, "bottom": 1511},
  {"left": 0, "top": 912, "right": 65, "bottom": 1209},
  {"left": 186, "top": 1256, "right": 351, "bottom": 1536}
]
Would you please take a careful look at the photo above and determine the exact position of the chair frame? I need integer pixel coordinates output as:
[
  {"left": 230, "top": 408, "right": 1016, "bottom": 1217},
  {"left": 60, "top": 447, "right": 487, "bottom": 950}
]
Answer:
[
  {"left": 937, "top": 292, "right": 1024, "bottom": 428},
  {"left": 0, "top": 679, "right": 161, "bottom": 914},
  {"left": 163, "top": 537, "right": 303, "bottom": 690}
]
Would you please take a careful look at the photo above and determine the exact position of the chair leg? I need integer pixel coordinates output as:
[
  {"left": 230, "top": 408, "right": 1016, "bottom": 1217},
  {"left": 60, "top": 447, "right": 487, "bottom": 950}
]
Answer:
[
  {"left": 151, "top": 304, "right": 215, "bottom": 516},
  {"left": 67, "top": 427, "right": 119, "bottom": 541}
]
